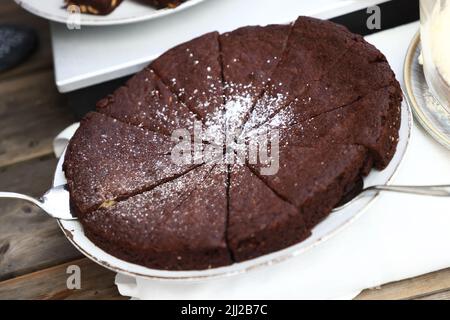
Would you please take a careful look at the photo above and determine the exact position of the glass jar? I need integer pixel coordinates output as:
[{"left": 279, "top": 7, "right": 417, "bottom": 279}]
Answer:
[{"left": 420, "top": 0, "right": 450, "bottom": 113}]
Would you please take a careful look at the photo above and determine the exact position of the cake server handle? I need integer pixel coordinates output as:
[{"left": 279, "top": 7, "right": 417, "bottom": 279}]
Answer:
[
  {"left": 0, "top": 191, "right": 43, "bottom": 208},
  {"left": 334, "top": 184, "right": 450, "bottom": 212},
  {"left": 366, "top": 184, "right": 450, "bottom": 197},
  {"left": 0, "top": 184, "right": 77, "bottom": 220}
]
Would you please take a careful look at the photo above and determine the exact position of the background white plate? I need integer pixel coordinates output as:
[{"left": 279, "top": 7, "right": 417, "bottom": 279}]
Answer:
[
  {"left": 15, "top": 0, "right": 208, "bottom": 26},
  {"left": 404, "top": 33, "right": 450, "bottom": 150},
  {"left": 53, "top": 99, "right": 412, "bottom": 281}
]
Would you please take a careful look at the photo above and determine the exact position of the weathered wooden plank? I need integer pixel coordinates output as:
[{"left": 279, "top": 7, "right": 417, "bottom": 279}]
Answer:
[
  {"left": 0, "top": 155, "right": 82, "bottom": 281},
  {"left": 0, "top": 2, "right": 26, "bottom": 17},
  {"left": 0, "top": 154, "right": 57, "bottom": 197},
  {"left": 356, "top": 268, "right": 450, "bottom": 300},
  {"left": 0, "top": 70, "right": 75, "bottom": 168},
  {"left": 0, "top": 2, "right": 53, "bottom": 81},
  {"left": 0, "top": 258, "right": 124, "bottom": 300},
  {"left": 0, "top": 4, "right": 74, "bottom": 168}
]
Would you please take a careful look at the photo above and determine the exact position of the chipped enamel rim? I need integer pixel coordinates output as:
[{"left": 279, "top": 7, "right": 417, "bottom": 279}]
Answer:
[
  {"left": 55, "top": 98, "right": 412, "bottom": 281},
  {"left": 14, "top": 0, "right": 208, "bottom": 27}
]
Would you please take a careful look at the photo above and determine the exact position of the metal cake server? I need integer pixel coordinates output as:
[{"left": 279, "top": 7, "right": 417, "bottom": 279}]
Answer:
[
  {"left": 333, "top": 184, "right": 450, "bottom": 212},
  {"left": 0, "top": 184, "right": 448, "bottom": 219},
  {"left": 0, "top": 184, "right": 76, "bottom": 220}
]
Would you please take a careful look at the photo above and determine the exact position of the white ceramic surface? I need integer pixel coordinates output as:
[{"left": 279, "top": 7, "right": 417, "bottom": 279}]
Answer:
[
  {"left": 53, "top": 99, "right": 412, "bottom": 281},
  {"left": 48, "top": 0, "right": 389, "bottom": 92},
  {"left": 15, "top": 0, "right": 207, "bottom": 26}
]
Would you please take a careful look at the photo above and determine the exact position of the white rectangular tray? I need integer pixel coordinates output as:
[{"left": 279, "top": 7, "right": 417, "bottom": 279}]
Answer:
[{"left": 50, "top": 0, "right": 388, "bottom": 92}]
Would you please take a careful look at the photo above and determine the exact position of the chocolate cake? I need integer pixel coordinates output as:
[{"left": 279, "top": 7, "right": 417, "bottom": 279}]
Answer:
[
  {"left": 141, "top": 0, "right": 189, "bottom": 9},
  {"left": 65, "top": 0, "right": 123, "bottom": 15},
  {"left": 64, "top": 0, "right": 188, "bottom": 15},
  {"left": 64, "top": 16, "right": 403, "bottom": 270}
]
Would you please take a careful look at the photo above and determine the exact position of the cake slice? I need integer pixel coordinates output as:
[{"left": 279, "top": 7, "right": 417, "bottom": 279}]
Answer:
[
  {"left": 220, "top": 24, "right": 291, "bottom": 103},
  {"left": 151, "top": 32, "right": 224, "bottom": 121},
  {"left": 140, "top": 0, "right": 188, "bottom": 9},
  {"left": 228, "top": 165, "right": 310, "bottom": 262},
  {"left": 96, "top": 67, "right": 198, "bottom": 137},
  {"left": 247, "top": 16, "right": 363, "bottom": 129},
  {"left": 284, "top": 86, "right": 402, "bottom": 169},
  {"left": 81, "top": 164, "right": 231, "bottom": 270},
  {"left": 63, "top": 112, "right": 196, "bottom": 215},
  {"left": 248, "top": 144, "right": 369, "bottom": 228},
  {"left": 64, "top": 0, "right": 188, "bottom": 15},
  {"left": 64, "top": 0, "right": 123, "bottom": 15},
  {"left": 268, "top": 16, "right": 362, "bottom": 93},
  {"left": 219, "top": 25, "right": 292, "bottom": 137},
  {"left": 289, "top": 40, "right": 398, "bottom": 123}
]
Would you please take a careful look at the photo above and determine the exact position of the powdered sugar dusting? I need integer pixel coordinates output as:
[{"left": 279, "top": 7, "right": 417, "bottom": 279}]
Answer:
[
  {"left": 201, "top": 82, "right": 292, "bottom": 147},
  {"left": 70, "top": 69, "right": 294, "bottom": 217}
]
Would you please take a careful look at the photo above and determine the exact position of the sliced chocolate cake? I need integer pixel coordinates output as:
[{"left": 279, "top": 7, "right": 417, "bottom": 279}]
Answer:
[{"left": 63, "top": 16, "right": 403, "bottom": 270}]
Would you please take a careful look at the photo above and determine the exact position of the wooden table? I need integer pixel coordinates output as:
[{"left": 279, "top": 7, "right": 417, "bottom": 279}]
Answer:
[{"left": 0, "top": 1, "right": 449, "bottom": 300}]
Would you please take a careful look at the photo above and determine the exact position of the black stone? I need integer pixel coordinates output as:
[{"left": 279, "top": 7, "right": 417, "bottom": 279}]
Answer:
[{"left": 0, "top": 25, "right": 38, "bottom": 73}]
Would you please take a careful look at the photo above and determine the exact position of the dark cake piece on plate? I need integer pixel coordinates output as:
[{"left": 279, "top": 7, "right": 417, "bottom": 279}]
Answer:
[
  {"left": 141, "top": 0, "right": 188, "bottom": 9},
  {"left": 247, "top": 16, "right": 363, "bottom": 127},
  {"left": 64, "top": 0, "right": 189, "bottom": 15},
  {"left": 65, "top": 0, "right": 123, "bottom": 15},
  {"left": 81, "top": 165, "right": 231, "bottom": 270},
  {"left": 228, "top": 165, "right": 310, "bottom": 262},
  {"left": 285, "top": 86, "right": 402, "bottom": 169},
  {"left": 289, "top": 40, "right": 398, "bottom": 123},
  {"left": 220, "top": 24, "right": 291, "bottom": 103},
  {"left": 219, "top": 25, "right": 292, "bottom": 135},
  {"left": 248, "top": 145, "right": 369, "bottom": 229},
  {"left": 63, "top": 112, "right": 196, "bottom": 215},
  {"left": 96, "top": 67, "right": 198, "bottom": 136},
  {"left": 270, "top": 16, "right": 362, "bottom": 90},
  {"left": 151, "top": 32, "right": 224, "bottom": 121}
]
